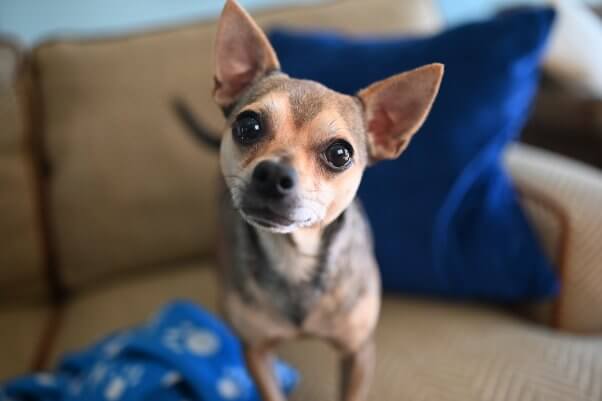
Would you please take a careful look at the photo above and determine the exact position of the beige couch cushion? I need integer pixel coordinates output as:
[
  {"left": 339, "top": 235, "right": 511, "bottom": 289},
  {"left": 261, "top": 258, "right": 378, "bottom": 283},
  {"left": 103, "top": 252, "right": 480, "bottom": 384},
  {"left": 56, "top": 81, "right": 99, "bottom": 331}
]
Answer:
[
  {"left": 46, "top": 263, "right": 602, "bottom": 400},
  {"left": 47, "top": 261, "right": 219, "bottom": 363},
  {"left": 0, "top": 304, "right": 50, "bottom": 381},
  {"left": 282, "top": 298, "right": 602, "bottom": 401},
  {"left": 512, "top": 192, "right": 561, "bottom": 326},
  {"left": 32, "top": 39, "right": 221, "bottom": 289},
  {"left": 0, "top": 38, "right": 48, "bottom": 302},
  {"left": 31, "top": 0, "right": 442, "bottom": 290},
  {"left": 506, "top": 146, "right": 566, "bottom": 327}
]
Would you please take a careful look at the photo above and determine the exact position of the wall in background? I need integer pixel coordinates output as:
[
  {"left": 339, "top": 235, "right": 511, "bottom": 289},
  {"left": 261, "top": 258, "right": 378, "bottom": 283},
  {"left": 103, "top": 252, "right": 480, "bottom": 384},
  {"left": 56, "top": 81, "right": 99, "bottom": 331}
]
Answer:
[
  {"left": 0, "top": 0, "right": 321, "bottom": 45},
  {"left": 1, "top": 0, "right": 601, "bottom": 45},
  {"left": 439, "top": 0, "right": 540, "bottom": 25},
  {"left": 440, "top": 0, "right": 602, "bottom": 24}
]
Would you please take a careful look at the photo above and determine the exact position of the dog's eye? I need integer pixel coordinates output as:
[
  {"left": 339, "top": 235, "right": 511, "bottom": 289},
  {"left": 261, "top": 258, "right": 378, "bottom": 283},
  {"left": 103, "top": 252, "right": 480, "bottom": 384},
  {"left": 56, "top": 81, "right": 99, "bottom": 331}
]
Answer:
[
  {"left": 324, "top": 140, "right": 353, "bottom": 171},
  {"left": 232, "top": 111, "right": 263, "bottom": 145}
]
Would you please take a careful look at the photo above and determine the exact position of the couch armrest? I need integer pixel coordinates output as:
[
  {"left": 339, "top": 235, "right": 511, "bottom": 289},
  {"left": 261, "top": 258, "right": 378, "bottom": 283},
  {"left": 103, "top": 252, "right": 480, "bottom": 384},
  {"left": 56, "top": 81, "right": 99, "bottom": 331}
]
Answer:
[{"left": 504, "top": 143, "right": 602, "bottom": 333}]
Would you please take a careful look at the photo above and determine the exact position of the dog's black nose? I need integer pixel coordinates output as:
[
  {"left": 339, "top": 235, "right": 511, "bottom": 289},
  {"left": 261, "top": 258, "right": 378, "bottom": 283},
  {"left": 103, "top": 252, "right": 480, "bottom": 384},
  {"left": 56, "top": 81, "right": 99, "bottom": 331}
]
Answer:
[{"left": 252, "top": 160, "right": 298, "bottom": 198}]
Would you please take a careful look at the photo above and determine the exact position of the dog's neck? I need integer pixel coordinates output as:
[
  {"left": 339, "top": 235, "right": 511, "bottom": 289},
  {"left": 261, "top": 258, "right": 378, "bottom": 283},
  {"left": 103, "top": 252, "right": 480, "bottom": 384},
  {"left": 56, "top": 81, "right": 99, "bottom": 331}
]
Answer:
[
  {"left": 251, "top": 209, "right": 347, "bottom": 283},
  {"left": 289, "top": 226, "right": 323, "bottom": 256}
]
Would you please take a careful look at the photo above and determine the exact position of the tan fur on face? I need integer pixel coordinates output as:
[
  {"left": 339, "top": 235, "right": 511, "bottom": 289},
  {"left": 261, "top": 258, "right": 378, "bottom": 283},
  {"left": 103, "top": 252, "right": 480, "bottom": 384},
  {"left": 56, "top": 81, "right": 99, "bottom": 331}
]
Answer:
[{"left": 220, "top": 76, "right": 368, "bottom": 230}]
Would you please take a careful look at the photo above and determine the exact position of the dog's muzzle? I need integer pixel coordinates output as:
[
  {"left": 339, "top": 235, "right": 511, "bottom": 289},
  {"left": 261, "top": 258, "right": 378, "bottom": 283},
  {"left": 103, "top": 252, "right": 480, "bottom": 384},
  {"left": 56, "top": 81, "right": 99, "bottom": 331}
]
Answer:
[{"left": 239, "top": 160, "right": 304, "bottom": 230}]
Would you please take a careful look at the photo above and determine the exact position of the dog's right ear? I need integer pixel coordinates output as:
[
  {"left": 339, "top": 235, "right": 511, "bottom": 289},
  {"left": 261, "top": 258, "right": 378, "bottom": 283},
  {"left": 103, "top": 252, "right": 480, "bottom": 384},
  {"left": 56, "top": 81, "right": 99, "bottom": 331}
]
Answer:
[
  {"left": 358, "top": 63, "right": 443, "bottom": 161},
  {"left": 213, "top": 0, "right": 280, "bottom": 109}
]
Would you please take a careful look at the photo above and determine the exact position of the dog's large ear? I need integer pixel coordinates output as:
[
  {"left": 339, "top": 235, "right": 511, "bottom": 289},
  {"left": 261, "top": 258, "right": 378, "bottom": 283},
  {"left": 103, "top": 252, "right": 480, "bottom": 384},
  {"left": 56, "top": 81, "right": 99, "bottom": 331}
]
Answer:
[
  {"left": 358, "top": 63, "right": 444, "bottom": 161},
  {"left": 213, "top": 0, "right": 280, "bottom": 108}
]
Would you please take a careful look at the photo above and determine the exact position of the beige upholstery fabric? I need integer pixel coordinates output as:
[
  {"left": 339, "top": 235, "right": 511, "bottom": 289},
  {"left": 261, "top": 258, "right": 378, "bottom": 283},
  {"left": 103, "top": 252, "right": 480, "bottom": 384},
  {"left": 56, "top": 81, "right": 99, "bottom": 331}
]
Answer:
[
  {"left": 505, "top": 143, "right": 602, "bottom": 333},
  {"left": 518, "top": 194, "right": 564, "bottom": 265},
  {"left": 31, "top": 0, "right": 442, "bottom": 290},
  {"left": 46, "top": 262, "right": 602, "bottom": 401},
  {"left": 48, "top": 261, "right": 219, "bottom": 363},
  {"left": 255, "top": 0, "right": 442, "bottom": 37},
  {"left": 0, "top": 304, "right": 50, "bottom": 380},
  {"left": 33, "top": 39, "right": 221, "bottom": 289},
  {"left": 282, "top": 298, "right": 602, "bottom": 401},
  {"left": 511, "top": 177, "right": 566, "bottom": 326},
  {"left": 0, "top": 39, "right": 47, "bottom": 301},
  {"left": 544, "top": 0, "right": 602, "bottom": 97}
]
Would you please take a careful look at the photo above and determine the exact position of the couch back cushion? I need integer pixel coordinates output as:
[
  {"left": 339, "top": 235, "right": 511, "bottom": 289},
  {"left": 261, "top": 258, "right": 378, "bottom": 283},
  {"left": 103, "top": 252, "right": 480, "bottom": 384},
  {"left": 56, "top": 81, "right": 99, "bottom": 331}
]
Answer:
[
  {"left": 0, "top": 39, "right": 48, "bottom": 301},
  {"left": 31, "top": 0, "right": 441, "bottom": 290}
]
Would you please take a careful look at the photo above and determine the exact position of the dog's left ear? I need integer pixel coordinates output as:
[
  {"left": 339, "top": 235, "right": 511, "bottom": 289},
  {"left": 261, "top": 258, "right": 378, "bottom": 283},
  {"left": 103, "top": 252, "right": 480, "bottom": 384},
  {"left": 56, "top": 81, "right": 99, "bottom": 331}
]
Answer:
[
  {"left": 213, "top": 0, "right": 280, "bottom": 108},
  {"left": 358, "top": 63, "right": 444, "bottom": 161}
]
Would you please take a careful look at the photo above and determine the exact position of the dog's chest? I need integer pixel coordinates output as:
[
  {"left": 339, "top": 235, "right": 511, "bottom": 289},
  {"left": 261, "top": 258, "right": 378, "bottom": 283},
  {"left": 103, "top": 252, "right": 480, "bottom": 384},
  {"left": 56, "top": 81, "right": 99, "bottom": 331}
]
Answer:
[
  {"left": 234, "top": 215, "right": 347, "bottom": 327},
  {"left": 219, "top": 199, "right": 377, "bottom": 343}
]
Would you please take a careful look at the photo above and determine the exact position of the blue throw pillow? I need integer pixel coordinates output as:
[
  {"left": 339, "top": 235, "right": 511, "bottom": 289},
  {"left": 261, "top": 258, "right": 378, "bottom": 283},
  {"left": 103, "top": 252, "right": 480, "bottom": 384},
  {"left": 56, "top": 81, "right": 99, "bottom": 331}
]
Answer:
[{"left": 268, "top": 8, "right": 559, "bottom": 302}]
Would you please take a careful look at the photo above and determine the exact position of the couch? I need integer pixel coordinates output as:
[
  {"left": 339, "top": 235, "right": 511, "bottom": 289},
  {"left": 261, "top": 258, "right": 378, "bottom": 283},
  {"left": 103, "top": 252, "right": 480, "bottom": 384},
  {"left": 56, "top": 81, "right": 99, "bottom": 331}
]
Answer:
[{"left": 2, "top": 1, "right": 602, "bottom": 400}]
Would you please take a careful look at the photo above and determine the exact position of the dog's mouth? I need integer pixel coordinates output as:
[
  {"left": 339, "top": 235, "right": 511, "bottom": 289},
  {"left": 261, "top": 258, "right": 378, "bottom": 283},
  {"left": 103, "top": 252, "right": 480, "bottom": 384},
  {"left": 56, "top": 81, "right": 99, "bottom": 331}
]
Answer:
[
  {"left": 241, "top": 206, "right": 297, "bottom": 229},
  {"left": 230, "top": 187, "right": 325, "bottom": 232}
]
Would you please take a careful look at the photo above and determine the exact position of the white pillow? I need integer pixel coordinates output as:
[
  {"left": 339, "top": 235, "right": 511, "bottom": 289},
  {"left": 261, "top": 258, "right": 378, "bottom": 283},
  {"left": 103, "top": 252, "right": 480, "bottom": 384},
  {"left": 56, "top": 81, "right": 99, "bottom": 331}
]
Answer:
[{"left": 544, "top": 0, "right": 602, "bottom": 97}]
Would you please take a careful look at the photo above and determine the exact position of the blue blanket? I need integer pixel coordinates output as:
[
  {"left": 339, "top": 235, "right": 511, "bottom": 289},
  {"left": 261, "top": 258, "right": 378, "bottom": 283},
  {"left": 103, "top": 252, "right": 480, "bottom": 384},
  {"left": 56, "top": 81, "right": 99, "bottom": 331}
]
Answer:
[{"left": 0, "top": 301, "right": 297, "bottom": 401}]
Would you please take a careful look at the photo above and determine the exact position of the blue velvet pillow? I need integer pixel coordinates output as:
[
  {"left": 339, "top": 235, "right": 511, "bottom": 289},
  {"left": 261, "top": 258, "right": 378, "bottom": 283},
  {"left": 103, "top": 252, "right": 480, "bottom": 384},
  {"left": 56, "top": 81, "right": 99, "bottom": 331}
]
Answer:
[{"left": 268, "top": 8, "right": 559, "bottom": 302}]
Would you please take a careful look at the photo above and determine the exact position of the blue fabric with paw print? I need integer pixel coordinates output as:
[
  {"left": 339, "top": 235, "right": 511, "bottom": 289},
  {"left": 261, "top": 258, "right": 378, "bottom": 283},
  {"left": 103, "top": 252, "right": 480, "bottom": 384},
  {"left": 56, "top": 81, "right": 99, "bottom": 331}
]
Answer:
[{"left": 0, "top": 301, "right": 298, "bottom": 401}]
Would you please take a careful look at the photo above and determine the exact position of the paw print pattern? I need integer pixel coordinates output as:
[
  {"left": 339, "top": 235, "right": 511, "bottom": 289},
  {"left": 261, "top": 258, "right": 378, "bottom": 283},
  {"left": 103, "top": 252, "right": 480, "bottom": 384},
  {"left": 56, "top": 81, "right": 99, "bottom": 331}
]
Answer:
[
  {"left": 89, "top": 363, "right": 146, "bottom": 401},
  {"left": 122, "top": 365, "right": 144, "bottom": 388},
  {"left": 104, "top": 376, "right": 126, "bottom": 401},
  {"left": 162, "top": 321, "right": 220, "bottom": 356},
  {"left": 89, "top": 362, "right": 109, "bottom": 385},
  {"left": 160, "top": 371, "right": 182, "bottom": 387},
  {"left": 217, "top": 376, "right": 241, "bottom": 400},
  {"left": 214, "top": 366, "right": 249, "bottom": 400},
  {"left": 35, "top": 373, "right": 56, "bottom": 387},
  {"left": 102, "top": 334, "right": 131, "bottom": 358}
]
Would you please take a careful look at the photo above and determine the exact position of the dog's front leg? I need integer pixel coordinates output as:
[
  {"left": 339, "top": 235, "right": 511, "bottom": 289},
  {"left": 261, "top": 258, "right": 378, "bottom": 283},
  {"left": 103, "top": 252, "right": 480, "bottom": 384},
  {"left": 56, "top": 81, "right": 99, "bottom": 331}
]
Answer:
[
  {"left": 244, "top": 343, "right": 286, "bottom": 401},
  {"left": 340, "top": 339, "right": 375, "bottom": 401}
]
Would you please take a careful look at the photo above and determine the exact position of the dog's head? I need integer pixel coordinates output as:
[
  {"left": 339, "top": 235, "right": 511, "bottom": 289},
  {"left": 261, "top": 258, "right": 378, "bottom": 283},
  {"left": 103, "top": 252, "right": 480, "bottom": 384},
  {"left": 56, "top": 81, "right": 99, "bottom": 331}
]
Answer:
[{"left": 214, "top": 0, "right": 443, "bottom": 233}]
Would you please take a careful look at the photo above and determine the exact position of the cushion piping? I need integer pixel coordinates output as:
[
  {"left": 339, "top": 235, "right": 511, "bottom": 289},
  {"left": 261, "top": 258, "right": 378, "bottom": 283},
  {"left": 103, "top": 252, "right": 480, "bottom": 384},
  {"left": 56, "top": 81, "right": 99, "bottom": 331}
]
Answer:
[
  {"left": 30, "top": 305, "right": 63, "bottom": 371},
  {"left": 27, "top": 46, "right": 67, "bottom": 301}
]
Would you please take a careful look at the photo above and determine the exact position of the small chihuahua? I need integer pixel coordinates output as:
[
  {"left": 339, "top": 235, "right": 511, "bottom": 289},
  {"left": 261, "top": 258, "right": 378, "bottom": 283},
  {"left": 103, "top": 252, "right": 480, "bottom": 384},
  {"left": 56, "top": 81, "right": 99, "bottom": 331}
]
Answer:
[{"left": 177, "top": 1, "right": 443, "bottom": 400}]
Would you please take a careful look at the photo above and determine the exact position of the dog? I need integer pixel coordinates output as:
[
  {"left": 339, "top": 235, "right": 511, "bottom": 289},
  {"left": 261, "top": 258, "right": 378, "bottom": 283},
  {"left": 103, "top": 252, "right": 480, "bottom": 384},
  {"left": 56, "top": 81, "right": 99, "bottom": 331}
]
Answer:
[{"left": 175, "top": 1, "right": 443, "bottom": 400}]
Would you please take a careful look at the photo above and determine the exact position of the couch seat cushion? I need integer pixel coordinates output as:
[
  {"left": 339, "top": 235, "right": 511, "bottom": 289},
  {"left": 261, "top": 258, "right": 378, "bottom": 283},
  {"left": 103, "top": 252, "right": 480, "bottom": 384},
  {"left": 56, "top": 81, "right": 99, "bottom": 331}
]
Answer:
[
  {"left": 0, "top": 304, "right": 51, "bottom": 381},
  {"left": 281, "top": 298, "right": 602, "bottom": 401},
  {"left": 46, "top": 263, "right": 602, "bottom": 400},
  {"left": 47, "top": 261, "right": 219, "bottom": 364}
]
